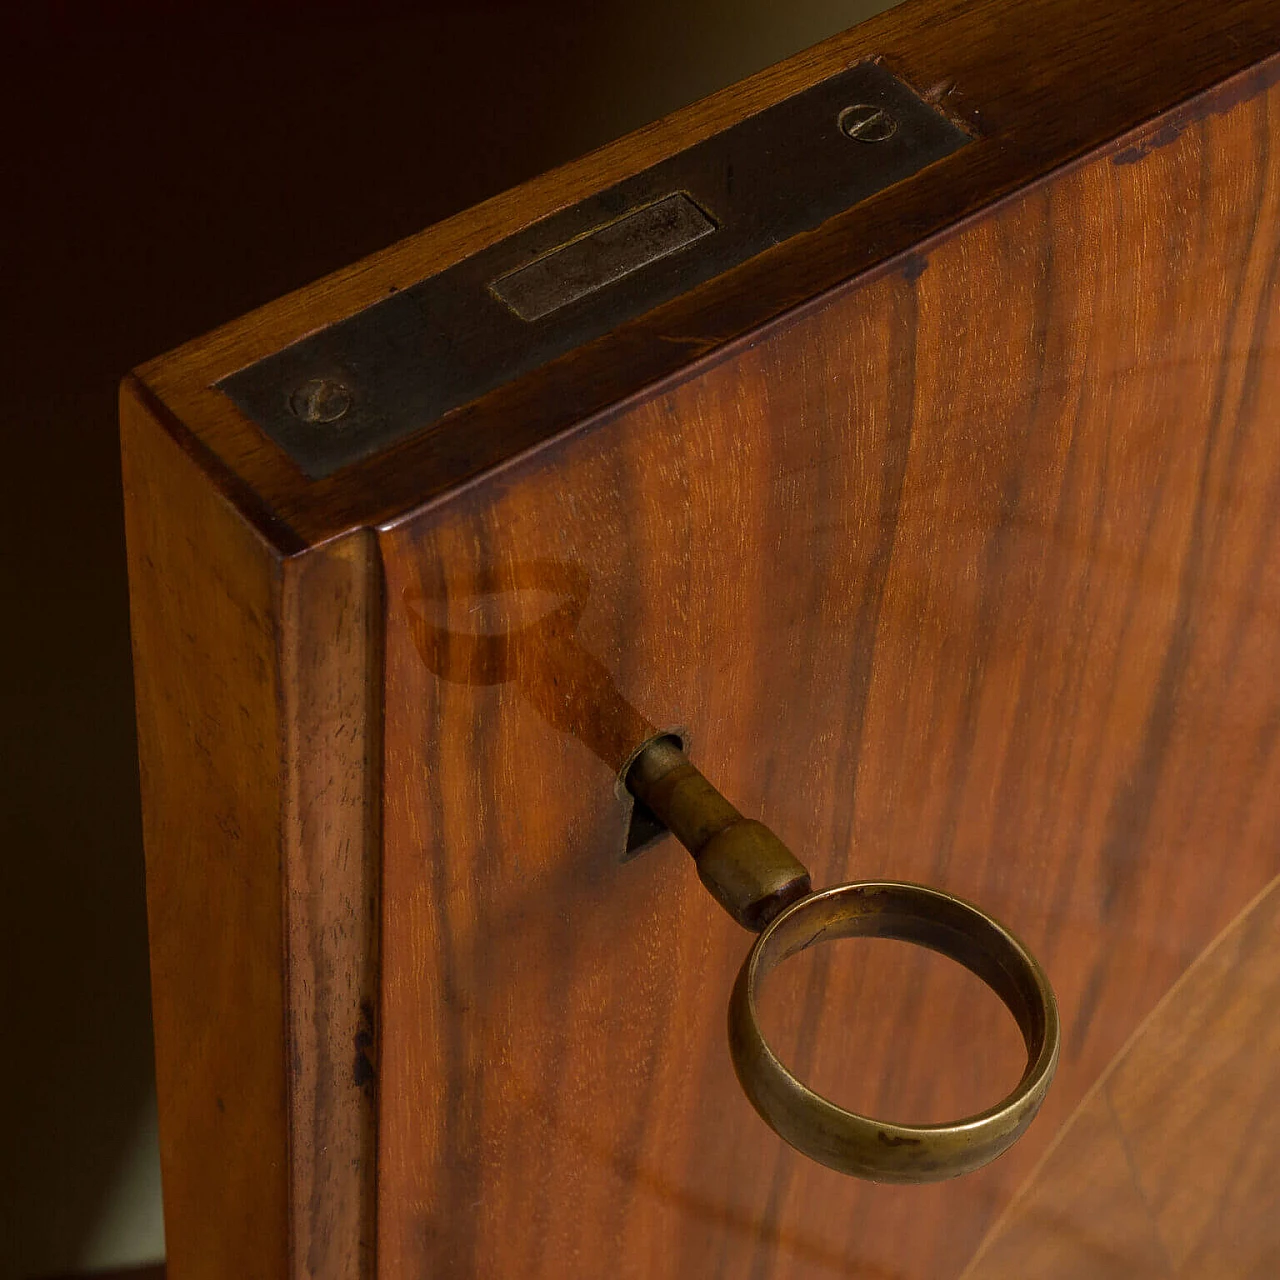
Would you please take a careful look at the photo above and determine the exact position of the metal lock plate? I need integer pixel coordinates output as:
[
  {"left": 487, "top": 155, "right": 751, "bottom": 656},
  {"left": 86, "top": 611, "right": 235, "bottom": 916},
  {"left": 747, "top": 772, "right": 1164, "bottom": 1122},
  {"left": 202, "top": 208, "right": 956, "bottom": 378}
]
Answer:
[{"left": 217, "top": 63, "right": 969, "bottom": 478}]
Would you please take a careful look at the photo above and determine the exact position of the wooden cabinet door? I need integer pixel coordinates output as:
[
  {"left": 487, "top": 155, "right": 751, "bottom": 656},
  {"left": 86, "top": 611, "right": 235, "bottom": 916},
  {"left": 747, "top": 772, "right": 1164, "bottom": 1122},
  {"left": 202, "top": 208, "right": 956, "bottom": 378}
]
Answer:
[{"left": 123, "top": 3, "right": 1280, "bottom": 1277}]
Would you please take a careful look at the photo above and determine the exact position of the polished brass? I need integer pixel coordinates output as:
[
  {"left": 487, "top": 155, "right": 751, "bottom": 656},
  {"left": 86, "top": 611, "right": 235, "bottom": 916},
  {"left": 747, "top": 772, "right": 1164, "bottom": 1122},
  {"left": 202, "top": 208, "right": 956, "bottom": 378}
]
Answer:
[
  {"left": 622, "top": 737, "right": 1060, "bottom": 1182},
  {"left": 625, "top": 735, "right": 811, "bottom": 930},
  {"left": 729, "top": 881, "right": 1060, "bottom": 1182}
]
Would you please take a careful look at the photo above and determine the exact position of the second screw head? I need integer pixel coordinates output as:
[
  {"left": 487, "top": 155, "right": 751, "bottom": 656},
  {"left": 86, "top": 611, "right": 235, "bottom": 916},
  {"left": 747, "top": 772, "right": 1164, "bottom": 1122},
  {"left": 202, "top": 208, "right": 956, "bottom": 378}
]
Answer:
[
  {"left": 838, "top": 104, "right": 898, "bottom": 143},
  {"left": 289, "top": 378, "right": 353, "bottom": 425}
]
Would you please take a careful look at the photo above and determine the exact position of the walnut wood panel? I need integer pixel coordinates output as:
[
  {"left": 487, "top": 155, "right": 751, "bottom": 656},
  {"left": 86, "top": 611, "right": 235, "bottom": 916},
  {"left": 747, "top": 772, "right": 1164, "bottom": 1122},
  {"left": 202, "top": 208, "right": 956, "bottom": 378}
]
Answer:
[
  {"left": 376, "top": 69, "right": 1280, "bottom": 1280},
  {"left": 121, "top": 381, "right": 290, "bottom": 1278},
  {"left": 965, "top": 873, "right": 1280, "bottom": 1279},
  {"left": 134, "top": 0, "right": 1280, "bottom": 547},
  {"left": 122, "top": 384, "right": 382, "bottom": 1279},
  {"left": 280, "top": 536, "right": 383, "bottom": 1277}
]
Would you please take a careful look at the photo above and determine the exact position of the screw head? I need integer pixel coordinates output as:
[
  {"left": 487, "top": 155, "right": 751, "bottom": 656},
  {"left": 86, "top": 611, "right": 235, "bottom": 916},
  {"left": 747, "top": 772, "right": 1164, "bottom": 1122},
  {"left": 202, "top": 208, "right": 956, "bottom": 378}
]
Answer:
[
  {"left": 838, "top": 104, "right": 898, "bottom": 143},
  {"left": 289, "top": 378, "right": 352, "bottom": 424}
]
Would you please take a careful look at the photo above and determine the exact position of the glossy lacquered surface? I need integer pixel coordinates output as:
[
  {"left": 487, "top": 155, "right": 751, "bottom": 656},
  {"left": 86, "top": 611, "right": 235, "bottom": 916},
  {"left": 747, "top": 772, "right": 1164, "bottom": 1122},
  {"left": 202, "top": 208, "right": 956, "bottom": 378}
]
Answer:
[
  {"left": 373, "top": 66, "right": 1280, "bottom": 1278},
  {"left": 121, "top": 4, "right": 1280, "bottom": 1277}
]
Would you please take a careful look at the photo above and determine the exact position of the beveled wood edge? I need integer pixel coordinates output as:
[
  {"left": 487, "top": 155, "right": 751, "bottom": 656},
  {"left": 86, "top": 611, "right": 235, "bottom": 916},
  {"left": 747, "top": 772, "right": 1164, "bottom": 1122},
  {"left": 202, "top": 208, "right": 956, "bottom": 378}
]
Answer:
[
  {"left": 131, "top": 0, "right": 1280, "bottom": 550},
  {"left": 123, "top": 374, "right": 388, "bottom": 1277},
  {"left": 280, "top": 533, "right": 385, "bottom": 1279},
  {"left": 125, "top": 372, "right": 309, "bottom": 554},
  {"left": 120, "top": 378, "right": 293, "bottom": 1276}
]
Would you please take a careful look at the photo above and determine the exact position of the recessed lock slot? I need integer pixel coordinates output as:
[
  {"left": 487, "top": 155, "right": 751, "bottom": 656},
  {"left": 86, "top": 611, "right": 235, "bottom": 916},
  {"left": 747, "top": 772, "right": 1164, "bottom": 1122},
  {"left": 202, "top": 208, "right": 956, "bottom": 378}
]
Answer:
[{"left": 616, "top": 730, "right": 686, "bottom": 861}]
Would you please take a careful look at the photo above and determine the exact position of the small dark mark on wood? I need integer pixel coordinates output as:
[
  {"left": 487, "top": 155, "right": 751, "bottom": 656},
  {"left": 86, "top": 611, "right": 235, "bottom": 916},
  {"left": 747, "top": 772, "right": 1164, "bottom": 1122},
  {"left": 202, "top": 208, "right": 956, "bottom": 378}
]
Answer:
[
  {"left": 1112, "top": 121, "right": 1186, "bottom": 165},
  {"left": 901, "top": 252, "right": 929, "bottom": 283},
  {"left": 354, "top": 998, "right": 377, "bottom": 1091}
]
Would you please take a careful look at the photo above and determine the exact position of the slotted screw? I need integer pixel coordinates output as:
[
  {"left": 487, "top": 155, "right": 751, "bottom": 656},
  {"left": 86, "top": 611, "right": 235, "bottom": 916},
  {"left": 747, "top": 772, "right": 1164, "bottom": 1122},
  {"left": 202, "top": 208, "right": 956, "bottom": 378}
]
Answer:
[
  {"left": 838, "top": 104, "right": 898, "bottom": 143},
  {"left": 289, "top": 378, "right": 352, "bottom": 424}
]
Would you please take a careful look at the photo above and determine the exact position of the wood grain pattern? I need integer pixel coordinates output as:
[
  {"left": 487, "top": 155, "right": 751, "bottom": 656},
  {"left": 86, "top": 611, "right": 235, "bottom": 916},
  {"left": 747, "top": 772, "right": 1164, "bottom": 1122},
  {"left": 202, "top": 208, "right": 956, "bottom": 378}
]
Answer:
[
  {"left": 121, "top": 381, "right": 290, "bottom": 1278},
  {"left": 133, "top": 0, "right": 1280, "bottom": 548},
  {"left": 965, "top": 873, "right": 1280, "bottom": 1279},
  {"left": 374, "top": 66, "right": 1280, "bottom": 1279},
  {"left": 280, "top": 536, "right": 383, "bottom": 1278},
  {"left": 123, "top": 4, "right": 1280, "bottom": 1276},
  {"left": 122, "top": 385, "right": 382, "bottom": 1280}
]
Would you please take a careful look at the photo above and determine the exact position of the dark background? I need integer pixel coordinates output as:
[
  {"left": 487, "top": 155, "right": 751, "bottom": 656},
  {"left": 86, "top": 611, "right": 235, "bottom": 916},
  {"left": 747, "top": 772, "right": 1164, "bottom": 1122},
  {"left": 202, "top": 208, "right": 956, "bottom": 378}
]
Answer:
[{"left": 0, "top": 3, "right": 891, "bottom": 1272}]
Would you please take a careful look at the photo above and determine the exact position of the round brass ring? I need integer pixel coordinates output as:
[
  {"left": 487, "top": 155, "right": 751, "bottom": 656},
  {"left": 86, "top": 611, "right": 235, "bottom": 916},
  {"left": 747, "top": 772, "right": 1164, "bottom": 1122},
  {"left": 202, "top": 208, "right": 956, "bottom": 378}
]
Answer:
[{"left": 728, "top": 880, "right": 1060, "bottom": 1183}]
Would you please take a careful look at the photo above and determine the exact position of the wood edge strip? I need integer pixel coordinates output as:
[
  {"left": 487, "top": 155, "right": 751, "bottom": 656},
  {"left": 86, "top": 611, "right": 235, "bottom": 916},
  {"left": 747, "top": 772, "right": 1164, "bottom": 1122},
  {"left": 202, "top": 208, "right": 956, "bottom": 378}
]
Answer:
[
  {"left": 120, "top": 380, "right": 292, "bottom": 1278},
  {"left": 279, "top": 531, "right": 385, "bottom": 1279},
  {"left": 122, "top": 374, "right": 308, "bottom": 555}
]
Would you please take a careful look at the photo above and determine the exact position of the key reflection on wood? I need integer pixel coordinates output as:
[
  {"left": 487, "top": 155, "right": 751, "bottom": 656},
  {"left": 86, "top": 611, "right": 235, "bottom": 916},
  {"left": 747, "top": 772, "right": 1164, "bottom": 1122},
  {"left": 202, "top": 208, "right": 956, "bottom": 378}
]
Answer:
[
  {"left": 404, "top": 558, "right": 669, "bottom": 859},
  {"left": 401, "top": 560, "right": 660, "bottom": 778},
  {"left": 403, "top": 559, "right": 657, "bottom": 778}
]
